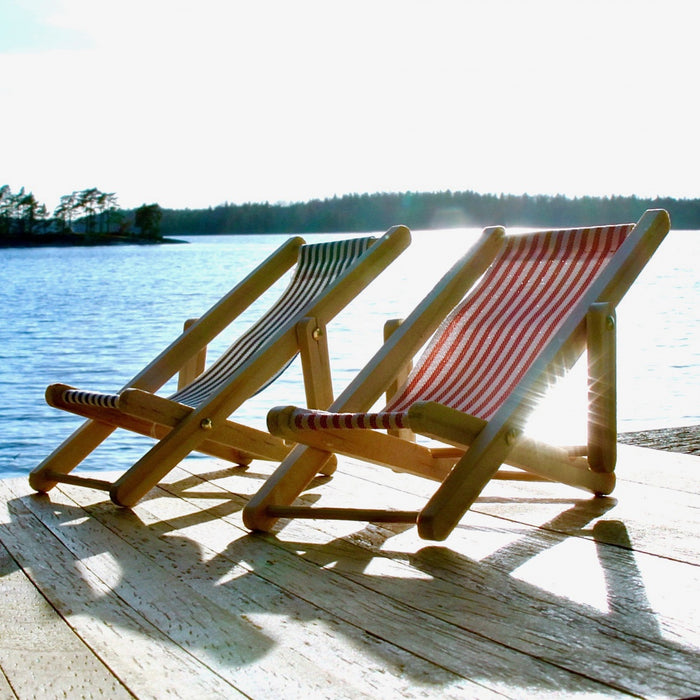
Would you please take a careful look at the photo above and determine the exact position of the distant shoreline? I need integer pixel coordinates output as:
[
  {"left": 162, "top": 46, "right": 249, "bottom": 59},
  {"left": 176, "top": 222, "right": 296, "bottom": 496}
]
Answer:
[{"left": 0, "top": 234, "right": 187, "bottom": 248}]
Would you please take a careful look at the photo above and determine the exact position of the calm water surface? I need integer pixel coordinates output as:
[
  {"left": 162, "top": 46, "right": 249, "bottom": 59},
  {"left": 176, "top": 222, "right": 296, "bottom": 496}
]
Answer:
[{"left": 1, "top": 228, "right": 698, "bottom": 479}]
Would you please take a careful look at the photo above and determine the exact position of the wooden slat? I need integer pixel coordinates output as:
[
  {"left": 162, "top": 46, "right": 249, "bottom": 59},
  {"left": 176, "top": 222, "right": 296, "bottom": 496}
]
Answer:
[
  {"left": 55, "top": 473, "right": 624, "bottom": 697},
  {"left": 2, "top": 481, "right": 493, "bottom": 699},
  {"left": 158, "top": 465, "right": 685, "bottom": 697},
  {"left": 0, "top": 480, "right": 244, "bottom": 699},
  {"left": 3, "top": 438, "right": 698, "bottom": 699},
  {"left": 169, "top": 453, "right": 700, "bottom": 698},
  {"left": 0, "top": 542, "right": 132, "bottom": 699}
]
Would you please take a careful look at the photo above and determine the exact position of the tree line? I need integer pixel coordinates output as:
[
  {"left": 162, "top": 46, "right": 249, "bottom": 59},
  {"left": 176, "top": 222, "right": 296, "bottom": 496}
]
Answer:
[
  {"left": 1, "top": 185, "right": 163, "bottom": 244},
  {"left": 160, "top": 190, "right": 700, "bottom": 235},
  {"left": 3, "top": 185, "right": 699, "bottom": 246}
]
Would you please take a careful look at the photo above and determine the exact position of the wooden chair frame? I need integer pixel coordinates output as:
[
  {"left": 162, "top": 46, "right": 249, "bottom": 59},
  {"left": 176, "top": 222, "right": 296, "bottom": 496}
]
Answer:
[
  {"left": 29, "top": 227, "right": 411, "bottom": 507},
  {"left": 244, "top": 210, "right": 670, "bottom": 541}
]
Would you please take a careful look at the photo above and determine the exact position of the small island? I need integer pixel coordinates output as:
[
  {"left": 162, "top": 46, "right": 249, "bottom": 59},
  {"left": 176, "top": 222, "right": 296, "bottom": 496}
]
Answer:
[{"left": 0, "top": 185, "right": 173, "bottom": 247}]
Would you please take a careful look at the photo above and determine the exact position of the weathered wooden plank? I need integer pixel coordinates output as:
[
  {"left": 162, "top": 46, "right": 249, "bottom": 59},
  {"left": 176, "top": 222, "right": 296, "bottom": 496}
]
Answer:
[
  {"left": 0, "top": 480, "right": 245, "bottom": 700},
  {"left": 32, "top": 468, "right": 621, "bottom": 697},
  {"left": 301, "top": 462, "right": 700, "bottom": 698},
  {"left": 9, "top": 479, "right": 496, "bottom": 699},
  {"left": 613, "top": 442, "right": 700, "bottom": 492},
  {"left": 619, "top": 424, "right": 700, "bottom": 456},
  {"left": 0, "top": 671, "right": 16, "bottom": 700},
  {"left": 0, "top": 545, "right": 122, "bottom": 699},
  {"left": 284, "top": 509, "right": 700, "bottom": 698},
  {"left": 0, "top": 541, "right": 132, "bottom": 699},
  {"left": 307, "top": 444, "right": 700, "bottom": 565},
  {"left": 5, "top": 440, "right": 696, "bottom": 699},
  {"left": 171, "top": 456, "right": 700, "bottom": 698},
  {"left": 149, "top": 465, "right": 637, "bottom": 697},
  {"left": 49, "top": 483, "right": 517, "bottom": 699}
]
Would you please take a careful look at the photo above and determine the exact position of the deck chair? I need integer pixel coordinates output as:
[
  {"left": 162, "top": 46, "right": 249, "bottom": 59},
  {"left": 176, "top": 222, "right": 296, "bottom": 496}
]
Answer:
[
  {"left": 29, "top": 226, "right": 411, "bottom": 507},
  {"left": 244, "top": 209, "right": 670, "bottom": 541}
]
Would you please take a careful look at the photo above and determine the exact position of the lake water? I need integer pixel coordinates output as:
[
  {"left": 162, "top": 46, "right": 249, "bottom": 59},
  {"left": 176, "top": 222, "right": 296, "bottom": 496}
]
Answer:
[{"left": 1, "top": 227, "right": 698, "bottom": 480}]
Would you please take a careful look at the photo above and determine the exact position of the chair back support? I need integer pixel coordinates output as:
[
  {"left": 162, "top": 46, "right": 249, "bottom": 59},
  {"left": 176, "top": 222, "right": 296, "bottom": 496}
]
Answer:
[
  {"left": 384, "top": 223, "right": 633, "bottom": 420},
  {"left": 171, "top": 236, "right": 375, "bottom": 407}
]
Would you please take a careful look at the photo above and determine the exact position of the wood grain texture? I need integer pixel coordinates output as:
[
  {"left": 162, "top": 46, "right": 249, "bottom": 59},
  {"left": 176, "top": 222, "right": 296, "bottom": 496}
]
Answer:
[
  {"left": 619, "top": 424, "right": 700, "bottom": 455},
  {"left": 2, "top": 441, "right": 698, "bottom": 698}
]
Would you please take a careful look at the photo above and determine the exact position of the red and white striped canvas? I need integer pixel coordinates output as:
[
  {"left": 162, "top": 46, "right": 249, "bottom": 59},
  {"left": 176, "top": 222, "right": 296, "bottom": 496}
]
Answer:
[{"left": 291, "top": 224, "right": 633, "bottom": 432}]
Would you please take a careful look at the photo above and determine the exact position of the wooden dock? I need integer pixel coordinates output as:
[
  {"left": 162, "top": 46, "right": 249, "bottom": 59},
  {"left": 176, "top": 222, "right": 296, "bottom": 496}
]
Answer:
[{"left": 1, "top": 443, "right": 698, "bottom": 699}]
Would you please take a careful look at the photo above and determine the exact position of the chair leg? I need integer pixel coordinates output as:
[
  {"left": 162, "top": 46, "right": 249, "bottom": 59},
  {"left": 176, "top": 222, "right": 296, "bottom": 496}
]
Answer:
[
  {"left": 110, "top": 377, "right": 258, "bottom": 506},
  {"left": 29, "top": 420, "right": 116, "bottom": 493},
  {"left": 109, "top": 414, "right": 212, "bottom": 506},
  {"left": 110, "top": 387, "right": 297, "bottom": 506},
  {"left": 587, "top": 303, "right": 617, "bottom": 473},
  {"left": 243, "top": 445, "right": 334, "bottom": 532},
  {"left": 418, "top": 418, "right": 517, "bottom": 541}
]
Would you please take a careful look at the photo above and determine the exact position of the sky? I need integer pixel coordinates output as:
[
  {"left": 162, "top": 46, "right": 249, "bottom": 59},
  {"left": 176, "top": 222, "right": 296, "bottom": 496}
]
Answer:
[{"left": 1, "top": 0, "right": 699, "bottom": 212}]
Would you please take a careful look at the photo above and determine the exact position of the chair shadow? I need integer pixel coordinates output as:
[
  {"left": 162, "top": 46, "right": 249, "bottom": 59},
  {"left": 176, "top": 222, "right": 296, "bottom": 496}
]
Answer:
[{"left": 2, "top": 478, "right": 698, "bottom": 697}]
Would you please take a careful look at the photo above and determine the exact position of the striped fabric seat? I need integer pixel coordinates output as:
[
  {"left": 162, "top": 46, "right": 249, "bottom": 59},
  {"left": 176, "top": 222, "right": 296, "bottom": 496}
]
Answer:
[
  {"left": 171, "top": 236, "right": 374, "bottom": 407},
  {"left": 62, "top": 236, "right": 375, "bottom": 411},
  {"left": 288, "top": 223, "right": 633, "bottom": 432}
]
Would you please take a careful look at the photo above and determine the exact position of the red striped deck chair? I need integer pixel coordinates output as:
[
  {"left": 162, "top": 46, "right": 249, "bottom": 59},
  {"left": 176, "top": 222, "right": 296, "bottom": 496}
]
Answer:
[
  {"left": 29, "top": 226, "right": 410, "bottom": 507},
  {"left": 244, "top": 209, "right": 670, "bottom": 541}
]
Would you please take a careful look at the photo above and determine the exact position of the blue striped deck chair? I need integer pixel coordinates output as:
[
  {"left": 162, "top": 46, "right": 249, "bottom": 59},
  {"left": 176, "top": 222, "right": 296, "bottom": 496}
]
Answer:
[
  {"left": 29, "top": 226, "right": 410, "bottom": 507},
  {"left": 244, "top": 210, "right": 670, "bottom": 541}
]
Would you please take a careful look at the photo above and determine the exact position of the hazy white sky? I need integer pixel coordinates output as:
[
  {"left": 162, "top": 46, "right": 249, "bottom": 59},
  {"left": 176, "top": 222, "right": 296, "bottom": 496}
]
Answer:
[{"left": 1, "top": 0, "right": 698, "bottom": 211}]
